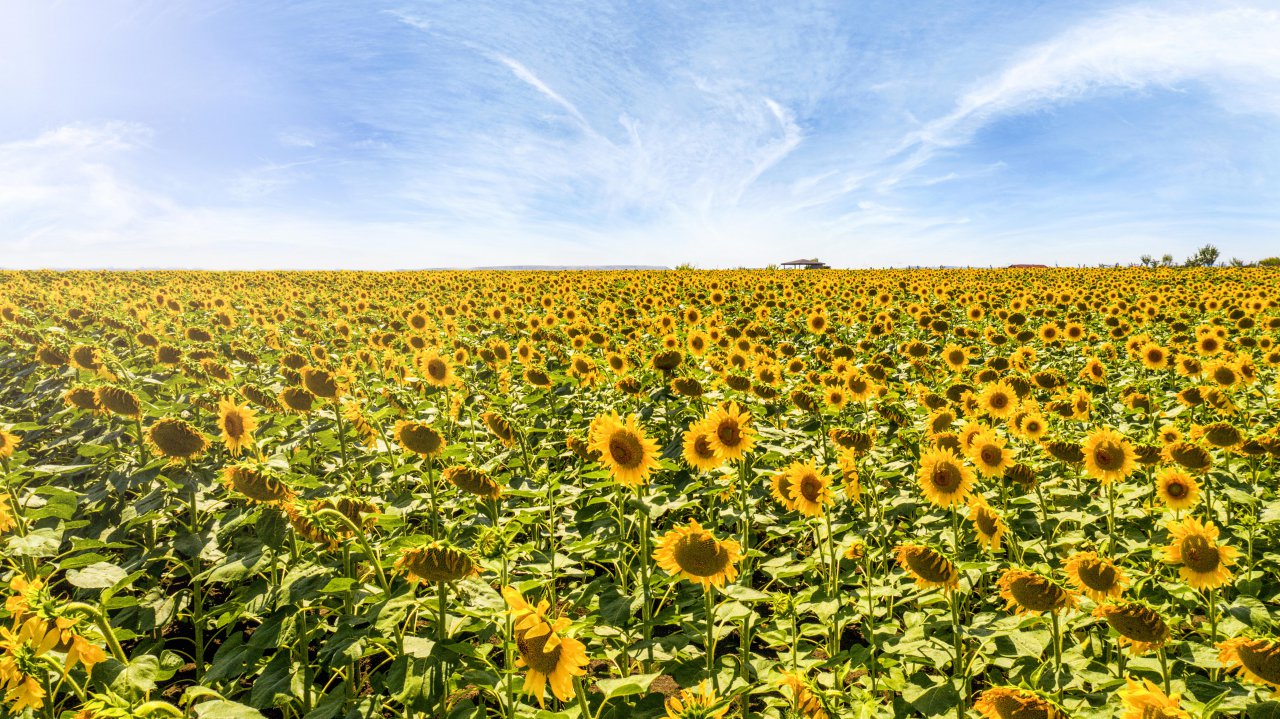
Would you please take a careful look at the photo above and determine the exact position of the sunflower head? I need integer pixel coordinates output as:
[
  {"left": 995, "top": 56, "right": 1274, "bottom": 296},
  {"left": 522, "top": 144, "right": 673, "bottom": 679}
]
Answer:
[
  {"left": 968, "top": 430, "right": 1015, "bottom": 479},
  {"left": 998, "top": 568, "right": 1074, "bottom": 615},
  {"left": 702, "top": 402, "right": 756, "bottom": 462},
  {"left": 95, "top": 386, "right": 142, "bottom": 419},
  {"left": 917, "top": 447, "right": 975, "bottom": 508},
  {"left": 147, "top": 418, "right": 208, "bottom": 463},
  {"left": 1063, "top": 551, "right": 1127, "bottom": 602},
  {"left": 974, "top": 687, "right": 1065, "bottom": 719},
  {"left": 1218, "top": 636, "right": 1280, "bottom": 689},
  {"left": 1154, "top": 467, "right": 1199, "bottom": 511},
  {"left": 1119, "top": 677, "right": 1189, "bottom": 719},
  {"left": 587, "top": 412, "right": 663, "bottom": 482},
  {"left": 1082, "top": 427, "right": 1135, "bottom": 484},
  {"left": 663, "top": 681, "right": 728, "bottom": 719},
  {"left": 682, "top": 423, "right": 723, "bottom": 473},
  {"left": 1164, "top": 516, "right": 1236, "bottom": 590},
  {"left": 217, "top": 397, "right": 258, "bottom": 456},
  {"left": 968, "top": 497, "right": 1007, "bottom": 552},
  {"left": 394, "top": 420, "right": 446, "bottom": 458},
  {"left": 1094, "top": 601, "right": 1170, "bottom": 654},
  {"left": 396, "top": 541, "right": 478, "bottom": 583},
  {"left": 222, "top": 464, "right": 293, "bottom": 505},
  {"left": 482, "top": 411, "right": 518, "bottom": 447},
  {"left": 300, "top": 366, "right": 342, "bottom": 399},
  {"left": 894, "top": 544, "right": 958, "bottom": 591},
  {"left": 784, "top": 460, "right": 833, "bottom": 517},
  {"left": 443, "top": 465, "right": 502, "bottom": 500},
  {"left": 653, "top": 519, "right": 741, "bottom": 589}
]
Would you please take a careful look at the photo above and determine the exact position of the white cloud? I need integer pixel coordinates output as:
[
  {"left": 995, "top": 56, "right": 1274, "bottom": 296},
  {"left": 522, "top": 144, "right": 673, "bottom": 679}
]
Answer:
[{"left": 903, "top": 3, "right": 1280, "bottom": 154}]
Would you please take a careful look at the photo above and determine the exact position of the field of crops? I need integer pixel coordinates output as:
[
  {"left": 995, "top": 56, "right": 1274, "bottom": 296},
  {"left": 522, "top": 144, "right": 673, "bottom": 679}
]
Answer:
[{"left": 1, "top": 268, "right": 1279, "bottom": 719}]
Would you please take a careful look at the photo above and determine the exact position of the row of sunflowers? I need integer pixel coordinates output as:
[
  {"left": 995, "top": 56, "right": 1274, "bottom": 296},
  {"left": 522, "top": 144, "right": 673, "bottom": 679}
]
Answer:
[{"left": 0, "top": 267, "right": 1279, "bottom": 718}]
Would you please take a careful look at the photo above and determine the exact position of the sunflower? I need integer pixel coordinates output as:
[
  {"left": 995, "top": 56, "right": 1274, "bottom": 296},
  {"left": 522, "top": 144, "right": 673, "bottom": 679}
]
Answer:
[
  {"left": 146, "top": 418, "right": 208, "bottom": 462},
  {"left": 653, "top": 519, "right": 741, "bottom": 589},
  {"left": 968, "top": 430, "right": 1015, "bottom": 478},
  {"left": 1163, "top": 516, "right": 1236, "bottom": 589},
  {"left": 222, "top": 464, "right": 293, "bottom": 505},
  {"left": 977, "top": 380, "right": 1018, "bottom": 420},
  {"left": 216, "top": 397, "right": 257, "bottom": 456},
  {"left": 1162, "top": 441, "right": 1212, "bottom": 473},
  {"left": 1081, "top": 427, "right": 1135, "bottom": 484},
  {"left": 502, "top": 586, "right": 552, "bottom": 638},
  {"left": 1153, "top": 466, "right": 1199, "bottom": 511},
  {"left": 512, "top": 614, "right": 589, "bottom": 707},
  {"left": 443, "top": 465, "right": 502, "bottom": 500},
  {"left": 835, "top": 448, "right": 862, "bottom": 502},
  {"left": 95, "top": 386, "right": 142, "bottom": 419},
  {"left": 701, "top": 402, "right": 756, "bottom": 462},
  {"left": 997, "top": 568, "right": 1074, "bottom": 614},
  {"left": 63, "top": 386, "right": 101, "bottom": 412},
  {"left": 663, "top": 681, "right": 727, "bottom": 719},
  {"left": 0, "top": 428, "right": 19, "bottom": 460},
  {"left": 785, "top": 461, "right": 833, "bottom": 517},
  {"left": 1119, "top": 677, "right": 1190, "bottom": 719},
  {"left": 1095, "top": 601, "right": 1169, "bottom": 654},
  {"left": 682, "top": 422, "right": 724, "bottom": 473},
  {"left": 416, "top": 349, "right": 454, "bottom": 387},
  {"left": 941, "top": 343, "right": 969, "bottom": 372},
  {"left": 778, "top": 670, "right": 828, "bottom": 719},
  {"left": 396, "top": 541, "right": 478, "bottom": 583},
  {"left": 894, "top": 544, "right": 958, "bottom": 591},
  {"left": 1063, "top": 552, "right": 1127, "bottom": 601},
  {"left": 1014, "top": 410, "right": 1049, "bottom": 441},
  {"left": 482, "top": 411, "right": 518, "bottom": 447},
  {"left": 300, "top": 366, "right": 342, "bottom": 399},
  {"left": 278, "top": 387, "right": 316, "bottom": 414},
  {"left": 389, "top": 420, "right": 444, "bottom": 458},
  {"left": 588, "top": 412, "right": 660, "bottom": 486},
  {"left": 1218, "top": 636, "right": 1280, "bottom": 689},
  {"left": 917, "top": 447, "right": 975, "bottom": 508},
  {"left": 974, "top": 687, "right": 1065, "bottom": 719},
  {"left": 968, "top": 497, "right": 1007, "bottom": 551},
  {"left": 1139, "top": 342, "right": 1170, "bottom": 370}
]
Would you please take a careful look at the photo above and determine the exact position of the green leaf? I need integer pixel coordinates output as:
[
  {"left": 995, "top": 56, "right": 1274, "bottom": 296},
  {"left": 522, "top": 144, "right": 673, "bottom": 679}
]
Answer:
[
  {"left": 403, "top": 636, "right": 436, "bottom": 659},
  {"left": 192, "top": 700, "right": 269, "bottom": 719},
  {"left": 7, "top": 528, "right": 61, "bottom": 557},
  {"left": 595, "top": 671, "right": 661, "bottom": 700},
  {"left": 67, "top": 561, "right": 128, "bottom": 589}
]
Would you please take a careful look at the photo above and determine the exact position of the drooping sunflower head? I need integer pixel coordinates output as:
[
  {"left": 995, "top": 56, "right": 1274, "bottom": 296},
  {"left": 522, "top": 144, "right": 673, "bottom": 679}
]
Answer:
[
  {"left": 470, "top": 408, "right": 513, "bottom": 444},
  {"left": 1162, "top": 441, "right": 1213, "bottom": 473},
  {"left": 1153, "top": 466, "right": 1199, "bottom": 511},
  {"left": 1063, "top": 551, "right": 1128, "bottom": 602},
  {"left": 778, "top": 670, "right": 829, "bottom": 719},
  {"left": 1192, "top": 422, "right": 1243, "bottom": 449},
  {"left": 64, "top": 386, "right": 102, "bottom": 412},
  {"left": 968, "top": 497, "right": 1007, "bottom": 552},
  {"left": 917, "top": 447, "right": 975, "bottom": 508},
  {"left": 511, "top": 614, "right": 590, "bottom": 707},
  {"left": 222, "top": 463, "right": 294, "bottom": 505},
  {"left": 997, "top": 568, "right": 1075, "bottom": 615},
  {"left": 95, "top": 385, "right": 142, "bottom": 419},
  {"left": 663, "top": 680, "right": 728, "bottom": 719},
  {"left": 1119, "top": 676, "right": 1190, "bottom": 719},
  {"left": 974, "top": 687, "right": 1066, "bottom": 719},
  {"left": 396, "top": 541, "right": 479, "bottom": 583},
  {"left": 894, "top": 544, "right": 958, "bottom": 591},
  {"left": 443, "top": 465, "right": 502, "bottom": 500},
  {"left": 300, "top": 366, "right": 342, "bottom": 399},
  {"left": 1082, "top": 427, "right": 1135, "bottom": 484},
  {"left": 1164, "top": 516, "right": 1237, "bottom": 590},
  {"left": 393, "top": 420, "right": 446, "bottom": 458},
  {"left": 1218, "top": 636, "right": 1280, "bottom": 689},
  {"left": 1094, "top": 601, "right": 1170, "bottom": 655},
  {"left": 146, "top": 418, "right": 208, "bottom": 463},
  {"left": 653, "top": 518, "right": 741, "bottom": 589},
  {"left": 216, "top": 397, "right": 258, "bottom": 456},
  {"left": 587, "top": 412, "right": 660, "bottom": 486},
  {"left": 278, "top": 386, "right": 316, "bottom": 414}
]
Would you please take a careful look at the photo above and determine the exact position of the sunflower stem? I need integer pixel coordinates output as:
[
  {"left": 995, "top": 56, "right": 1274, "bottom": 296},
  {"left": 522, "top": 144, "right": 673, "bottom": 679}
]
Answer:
[
  {"left": 437, "top": 581, "right": 449, "bottom": 715},
  {"left": 704, "top": 586, "right": 717, "bottom": 689},
  {"left": 1050, "top": 610, "right": 1063, "bottom": 704},
  {"left": 1158, "top": 646, "right": 1170, "bottom": 695},
  {"left": 637, "top": 486, "right": 654, "bottom": 671},
  {"left": 334, "top": 403, "right": 349, "bottom": 469},
  {"left": 1106, "top": 481, "right": 1116, "bottom": 556}
]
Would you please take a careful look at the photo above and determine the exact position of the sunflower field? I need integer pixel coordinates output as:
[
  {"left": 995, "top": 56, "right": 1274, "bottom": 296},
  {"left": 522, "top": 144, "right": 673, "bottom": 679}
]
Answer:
[{"left": 2, "top": 268, "right": 1280, "bottom": 719}]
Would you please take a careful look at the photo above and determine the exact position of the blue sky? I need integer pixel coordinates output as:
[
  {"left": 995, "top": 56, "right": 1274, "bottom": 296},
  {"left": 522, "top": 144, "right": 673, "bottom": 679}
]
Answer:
[{"left": 2, "top": 0, "right": 1279, "bottom": 269}]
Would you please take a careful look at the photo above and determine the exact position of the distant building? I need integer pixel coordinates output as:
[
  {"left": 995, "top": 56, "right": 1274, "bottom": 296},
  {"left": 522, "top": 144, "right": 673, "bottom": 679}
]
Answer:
[
  {"left": 781, "top": 258, "right": 830, "bottom": 269},
  {"left": 1007, "top": 264, "right": 1049, "bottom": 269}
]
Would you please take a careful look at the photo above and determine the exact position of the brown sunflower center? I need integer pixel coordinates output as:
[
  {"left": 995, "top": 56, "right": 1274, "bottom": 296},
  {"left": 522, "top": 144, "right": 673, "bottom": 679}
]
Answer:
[
  {"left": 1102, "top": 604, "right": 1168, "bottom": 644},
  {"left": 693, "top": 435, "right": 716, "bottom": 460},
  {"left": 427, "top": 359, "right": 448, "bottom": 380},
  {"left": 1237, "top": 640, "right": 1280, "bottom": 685},
  {"left": 1008, "top": 574, "right": 1067, "bottom": 612},
  {"left": 1076, "top": 559, "right": 1118, "bottom": 592},
  {"left": 716, "top": 419, "right": 742, "bottom": 448},
  {"left": 989, "top": 393, "right": 1009, "bottom": 410},
  {"left": 1180, "top": 535, "right": 1221, "bottom": 573},
  {"left": 931, "top": 462, "right": 961, "bottom": 492},
  {"left": 608, "top": 431, "right": 643, "bottom": 469},
  {"left": 516, "top": 630, "right": 564, "bottom": 673},
  {"left": 1166, "top": 480, "right": 1187, "bottom": 499},
  {"left": 1092, "top": 441, "right": 1124, "bottom": 471},
  {"left": 979, "top": 446, "right": 1002, "bottom": 467},
  {"left": 672, "top": 533, "right": 729, "bottom": 577},
  {"left": 797, "top": 472, "right": 823, "bottom": 502},
  {"left": 974, "top": 508, "right": 999, "bottom": 537},
  {"left": 223, "top": 412, "right": 245, "bottom": 439}
]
